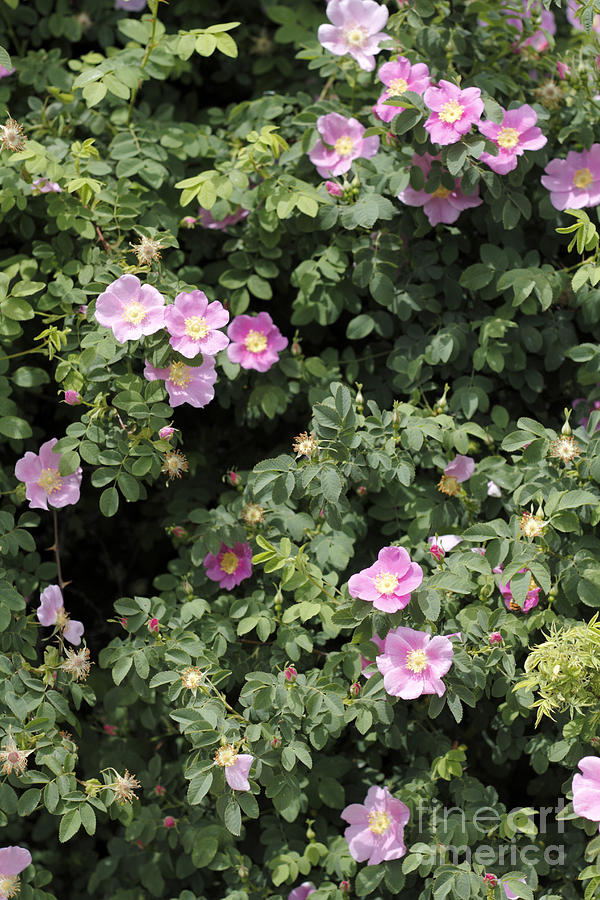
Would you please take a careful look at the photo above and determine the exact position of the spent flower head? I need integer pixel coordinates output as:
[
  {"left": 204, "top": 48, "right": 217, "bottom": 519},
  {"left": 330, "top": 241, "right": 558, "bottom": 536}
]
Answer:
[
  {"left": 242, "top": 503, "right": 264, "bottom": 526},
  {"left": 181, "top": 666, "right": 204, "bottom": 694},
  {"left": 130, "top": 235, "right": 162, "bottom": 266},
  {"left": 520, "top": 511, "right": 546, "bottom": 539},
  {"left": 110, "top": 770, "right": 141, "bottom": 804},
  {"left": 161, "top": 450, "right": 189, "bottom": 480},
  {"left": 61, "top": 646, "right": 92, "bottom": 681},
  {"left": 549, "top": 435, "right": 580, "bottom": 463},
  {"left": 0, "top": 735, "right": 34, "bottom": 776},
  {"left": 293, "top": 432, "right": 317, "bottom": 459},
  {"left": 0, "top": 118, "right": 26, "bottom": 152}
]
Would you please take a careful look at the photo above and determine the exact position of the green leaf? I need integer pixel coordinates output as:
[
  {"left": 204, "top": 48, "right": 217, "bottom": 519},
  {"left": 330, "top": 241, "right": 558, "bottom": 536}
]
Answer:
[
  {"left": 112, "top": 656, "right": 133, "bottom": 686},
  {"left": 224, "top": 798, "right": 242, "bottom": 835},
  {"left": 82, "top": 81, "right": 107, "bottom": 107},
  {"left": 320, "top": 466, "right": 342, "bottom": 503},
  {"left": 59, "top": 808, "right": 82, "bottom": 842},
  {"left": 187, "top": 773, "right": 212, "bottom": 805},
  {"left": 99, "top": 487, "right": 119, "bottom": 518},
  {"left": 0, "top": 417, "right": 32, "bottom": 439},
  {"left": 356, "top": 865, "right": 385, "bottom": 896}
]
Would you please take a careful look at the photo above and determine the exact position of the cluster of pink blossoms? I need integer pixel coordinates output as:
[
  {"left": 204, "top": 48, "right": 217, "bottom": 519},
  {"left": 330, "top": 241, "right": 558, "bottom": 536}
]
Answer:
[{"left": 94, "top": 275, "right": 287, "bottom": 407}]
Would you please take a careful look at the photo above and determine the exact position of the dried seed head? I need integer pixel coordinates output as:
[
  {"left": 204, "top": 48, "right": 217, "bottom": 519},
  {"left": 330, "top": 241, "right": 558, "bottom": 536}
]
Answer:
[
  {"left": 161, "top": 450, "right": 189, "bottom": 480},
  {"left": 130, "top": 236, "right": 163, "bottom": 266},
  {"left": 293, "top": 432, "right": 317, "bottom": 459},
  {"left": 61, "top": 646, "right": 92, "bottom": 681},
  {"left": 520, "top": 512, "right": 546, "bottom": 539},
  {"left": 242, "top": 503, "right": 264, "bottom": 526},
  {"left": 549, "top": 435, "right": 581, "bottom": 463},
  {"left": 0, "top": 735, "right": 33, "bottom": 776},
  {"left": 437, "top": 475, "right": 459, "bottom": 496},
  {"left": 181, "top": 666, "right": 204, "bottom": 693},
  {"left": 111, "top": 770, "right": 140, "bottom": 805},
  {"left": 0, "top": 118, "right": 26, "bottom": 152}
]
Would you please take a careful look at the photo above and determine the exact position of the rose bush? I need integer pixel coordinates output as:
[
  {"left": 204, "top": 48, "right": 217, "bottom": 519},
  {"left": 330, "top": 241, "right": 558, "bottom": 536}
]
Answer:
[{"left": 3, "top": 0, "right": 600, "bottom": 899}]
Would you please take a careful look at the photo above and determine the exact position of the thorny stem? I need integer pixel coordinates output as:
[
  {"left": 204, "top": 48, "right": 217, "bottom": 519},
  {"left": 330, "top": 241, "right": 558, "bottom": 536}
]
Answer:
[
  {"left": 95, "top": 225, "right": 110, "bottom": 252},
  {"left": 127, "top": 1, "right": 160, "bottom": 124}
]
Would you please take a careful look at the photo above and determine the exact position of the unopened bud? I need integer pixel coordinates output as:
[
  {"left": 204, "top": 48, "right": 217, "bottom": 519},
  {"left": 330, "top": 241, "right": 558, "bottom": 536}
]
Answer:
[
  {"left": 430, "top": 543, "right": 445, "bottom": 562},
  {"left": 350, "top": 682, "right": 360, "bottom": 697},
  {"left": 159, "top": 426, "right": 175, "bottom": 440},
  {"left": 325, "top": 180, "right": 343, "bottom": 197},
  {"left": 147, "top": 617, "right": 159, "bottom": 633},
  {"left": 64, "top": 389, "right": 82, "bottom": 405},
  {"left": 271, "top": 736, "right": 281, "bottom": 749},
  {"left": 340, "top": 881, "right": 350, "bottom": 893},
  {"left": 284, "top": 666, "right": 297, "bottom": 682}
]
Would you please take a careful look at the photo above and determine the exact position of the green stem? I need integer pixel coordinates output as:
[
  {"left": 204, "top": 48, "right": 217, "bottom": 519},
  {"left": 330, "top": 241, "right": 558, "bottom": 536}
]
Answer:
[{"left": 127, "top": 1, "right": 160, "bottom": 124}]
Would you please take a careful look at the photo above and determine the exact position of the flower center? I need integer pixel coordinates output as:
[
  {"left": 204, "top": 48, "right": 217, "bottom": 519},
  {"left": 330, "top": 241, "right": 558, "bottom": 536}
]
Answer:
[
  {"left": 388, "top": 77, "right": 408, "bottom": 95},
  {"left": 0, "top": 875, "right": 20, "bottom": 899},
  {"left": 38, "top": 468, "right": 63, "bottom": 495},
  {"left": 7, "top": 750, "right": 20, "bottom": 764},
  {"left": 496, "top": 126, "right": 520, "bottom": 149},
  {"left": 168, "top": 361, "right": 193, "bottom": 387},
  {"left": 405, "top": 648, "right": 429, "bottom": 673},
  {"left": 344, "top": 24, "right": 367, "bottom": 46},
  {"left": 221, "top": 551, "right": 239, "bottom": 574},
  {"left": 244, "top": 330, "right": 268, "bottom": 353},
  {"left": 528, "top": 576, "right": 538, "bottom": 592},
  {"left": 55, "top": 607, "right": 69, "bottom": 628},
  {"left": 438, "top": 474, "right": 459, "bottom": 496},
  {"left": 438, "top": 99, "right": 464, "bottom": 124},
  {"left": 432, "top": 186, "right": 452, "bottom": 199},
  {"left": 215, "top": 745, "right": 238, "bottom": 767},
  {"left": 574, "top": 167, "right": 593, "bottom": 189},
  {"left": 334, "top": 135, "right": 355, "bottom": 156},
  {"left": 374, "top": 571, "right": 399, "bottom": 594},
  {"left": 122, "top": 300, "right": 148, "bottom": 325},
  {"left": 184, "top": 315, "right": 210, "bottom": 340},
  {"left": 367, "top": 810, "right": 392, "bottom": 834}
]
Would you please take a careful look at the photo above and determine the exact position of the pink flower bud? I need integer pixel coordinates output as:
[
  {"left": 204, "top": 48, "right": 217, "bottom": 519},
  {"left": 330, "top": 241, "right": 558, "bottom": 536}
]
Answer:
[
  {"left": 181, "top": 216, "right": 196, "bottom": 228},
  {"left": 430, "top": 543, "right": 445, "bottom": 562},
  {"left": 148, "top": 617, "right": 159, "bottom": 633},
  {"left": 78, "top": 305, "right": 88, "bottom": 316},
  {"left": 325, "top": 180, "right": 343, "bottom": 197},
  {"left": 291, "top": 340, "right": 302, "bottom": 356},
  {"left": 64, "top": 390, "right": 82, "bottom": 405},
  {"left": 357, "top": 485, "right": 367, "bottom": 496},
  {"left": 103, "top": 724, "right": 117, "bottom": 736},
  {"left": 172, "top": 526, "right": 187, "bottom": 538},
  {"left": 159, "top": 426, "right": 175, "bottom": 440},
  {"left": 228, "top": 470, "right": 241, "bottom": 485},
  {"left": 271, "top": 736, "right": 280, "bottom": 749},
  {"left": 483, "top": 874, "right": 497, "bottom": 887},
  {"left": 163, "top": 816, "right": 176, "bottom": 828},
  {"left": 120, "top": 617, "right": 128, "bottom": 628},
  {"left": 319, "top": 508, "right": 324, "bottom": 518},
  {"left": 489, "top": 631, "right": 502, "bottom": 646},
  {"left": 284, "top": 666, "right": 297, "bottom": 682},
  {"left": 556, "top": 61, "right": 570, "bottom": 80},
  {"left": 340, "top": 882, "right": 350, "bottom": 893},
  {"left": 136, "top": 840, "right": 144, "bottom": 849},
  {"left": 350, "top": 682, "right": 361, "bottom": 697},
  {"left": 155, "top": 784, "right": 165, "bottom": 796}
]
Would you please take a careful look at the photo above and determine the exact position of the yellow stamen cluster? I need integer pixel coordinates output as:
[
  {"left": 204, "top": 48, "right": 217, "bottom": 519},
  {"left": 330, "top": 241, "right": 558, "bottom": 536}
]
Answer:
[
  {"left": 130, "top": 236, "right": 162, "bottom": 266},
  {"left": 181, "top": 666, "right": 204, "bottom": 693},
  {"left": 214, "top": 744, "right": 238, "bottom": 767},
  {"left": 367, "top": 809, "right": 392, "bottom": 835},
  {"left": 242, "top": 503, "right": 265, "bottom": 526},
  {"left": 334, "top": 136, "right": 355, "bottom": 156},
  {"left": 573, "top": 168, "right": 593, "bottom": 190},
  {"left": 38, "top": 468, "right": 63, "bottom": 495},
  {"left": 0, "top": 117, "right": 26, "bottom": 152},
  {"left": 168, "top": 361, "right": 193, "bottom": 387},
  {"left": 244, "top": 330, "right": 268, "bottom": 354},
  {"left": 122, "top": 300, "right": 148, "bottom": 325},
  {"left": 549, "top": 436, "right": 581, "bottom": 463},
  {"left": 432, "top": 185, "right": 452, "bottom": 199},
  {"left": 496, "top": 127, "right": 520, "bottom": 149},
  {"left": 184, "top": 315, "right": 210, "bottom": 340},
  {"left": 344, "top": 25, "right": 367, "bottom": 46},
  {"left": 220, "top": 551, "right": 239, "bottom": 574},
  {"left": 405, "top": 648, "right": 428, "bottom": 673},
  {"left": 61, "top": 647, "right": 92, "bottom": 682},
  {"left": 520, "top": 512, "right": 546, "bottom": 539},
  {"left": 0, "top": 736, "right": 33, "bottom": 776},
  {"left": 0, "top": 874, "right": 20, "bottom": 898},
  {"left": 111, "top": 770, "right": 140, "bottom": 805},
  {"left": 161, "top": 450, "right": 189, "bottom": 480},
  {"left": 374, "top": 571, "right": 399, "bottom": 595},
  {"left": 388, "top": 77, "right": 408, "bottom": 96},
  {"left": 438, "top": 100, "right": 464, "bottom": 124},
  {"left": 292, "top": 432, "right": 317, "bottom": 459},
  {"left": 438, "top": 474, "right": 459, "bottom": 496}
]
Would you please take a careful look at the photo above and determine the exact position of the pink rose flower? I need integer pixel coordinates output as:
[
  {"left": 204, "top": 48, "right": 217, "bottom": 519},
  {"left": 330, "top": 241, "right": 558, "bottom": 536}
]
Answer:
[
  {"left": 165, "top": 290, "right": 229, "bottom": 359},
  {"left": 479, "top": 104, "right": 546, "bottom": 175},
  {"left": 398, "top": 153, "right": 482, "bottom": 225},
  {"left": 15, "top": 438, "right": 82, "bottom": 510},
  {"left": 376, "top": 626, "right": 454, "bottom": 699},
  {"left": 373, "top": 58, "right": 431, "bottom": 123},
  {"left": 196, "top": 207, "right": 249, "bottom": 231},
  {"left": 341, "top": 785, "right": 410, "bottom": 865},
  {"left": 204, "top": 541, "right": 253, "bottom": 590},
  {"left": 567, "top": 0, "right": 600, "bottom": 32},
  {"left": 347, "top": 546, "right": 423, "bottom": 613},
  {"left": 37, "top": 585, "right": 84, "bottom": 645},
  {"left": 95, "top": 274, "right": 165, "bottom": 344},
  {"left": 64, "top": 390, "right": 81, "bottom": 405},
  {"left": 318, "top": 0, "right": 389, "bottom": 72},
  {"left": 115, "top": 0, "right": 146, "bottom": 9},
  {"left": 0, "top": 846, "right": 32, "bottom": 896},
  {"left": 423, "top": 80, "right": 484, "bottom": 146},
  {"left": 214, "top": 745, "right": 254, "bottom": 790},
  {"left": 0, "top": 65, "right": 15, "bottom": 78},
  {"left": 288, "top": 883, "right": 316, "bottom": 900},
  {"left": 226, "top": 312, "right": 288, "bottom": 373},
  {"left": 499, "top": 569, "right": 540, "bottom": 613},
  {"left": 32, "top": 178, "right": 62, "bottom": 194},
  {"left": 541, "top": 145, "right": 600, "bottom": 210},
  {"left": 489, "top": 631, "right": 503, "bottom": 645},
  {"left": 484, "top": 874, "right": 498, "bottom": 887},
  {"left": 143, "top": 357, "right": 217, "bottom": 408},
  {"left": 308, "top": 113, "right": 379, "bottom": 178},
  {"left": 506, "top": 1, "right": 555, "bottom": 51},
  {"left": 573, "top": 757, "right": 600, "bottom": 830},
  {"left": 445, "top": 454, "right": 475, "bottom": 481}
]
